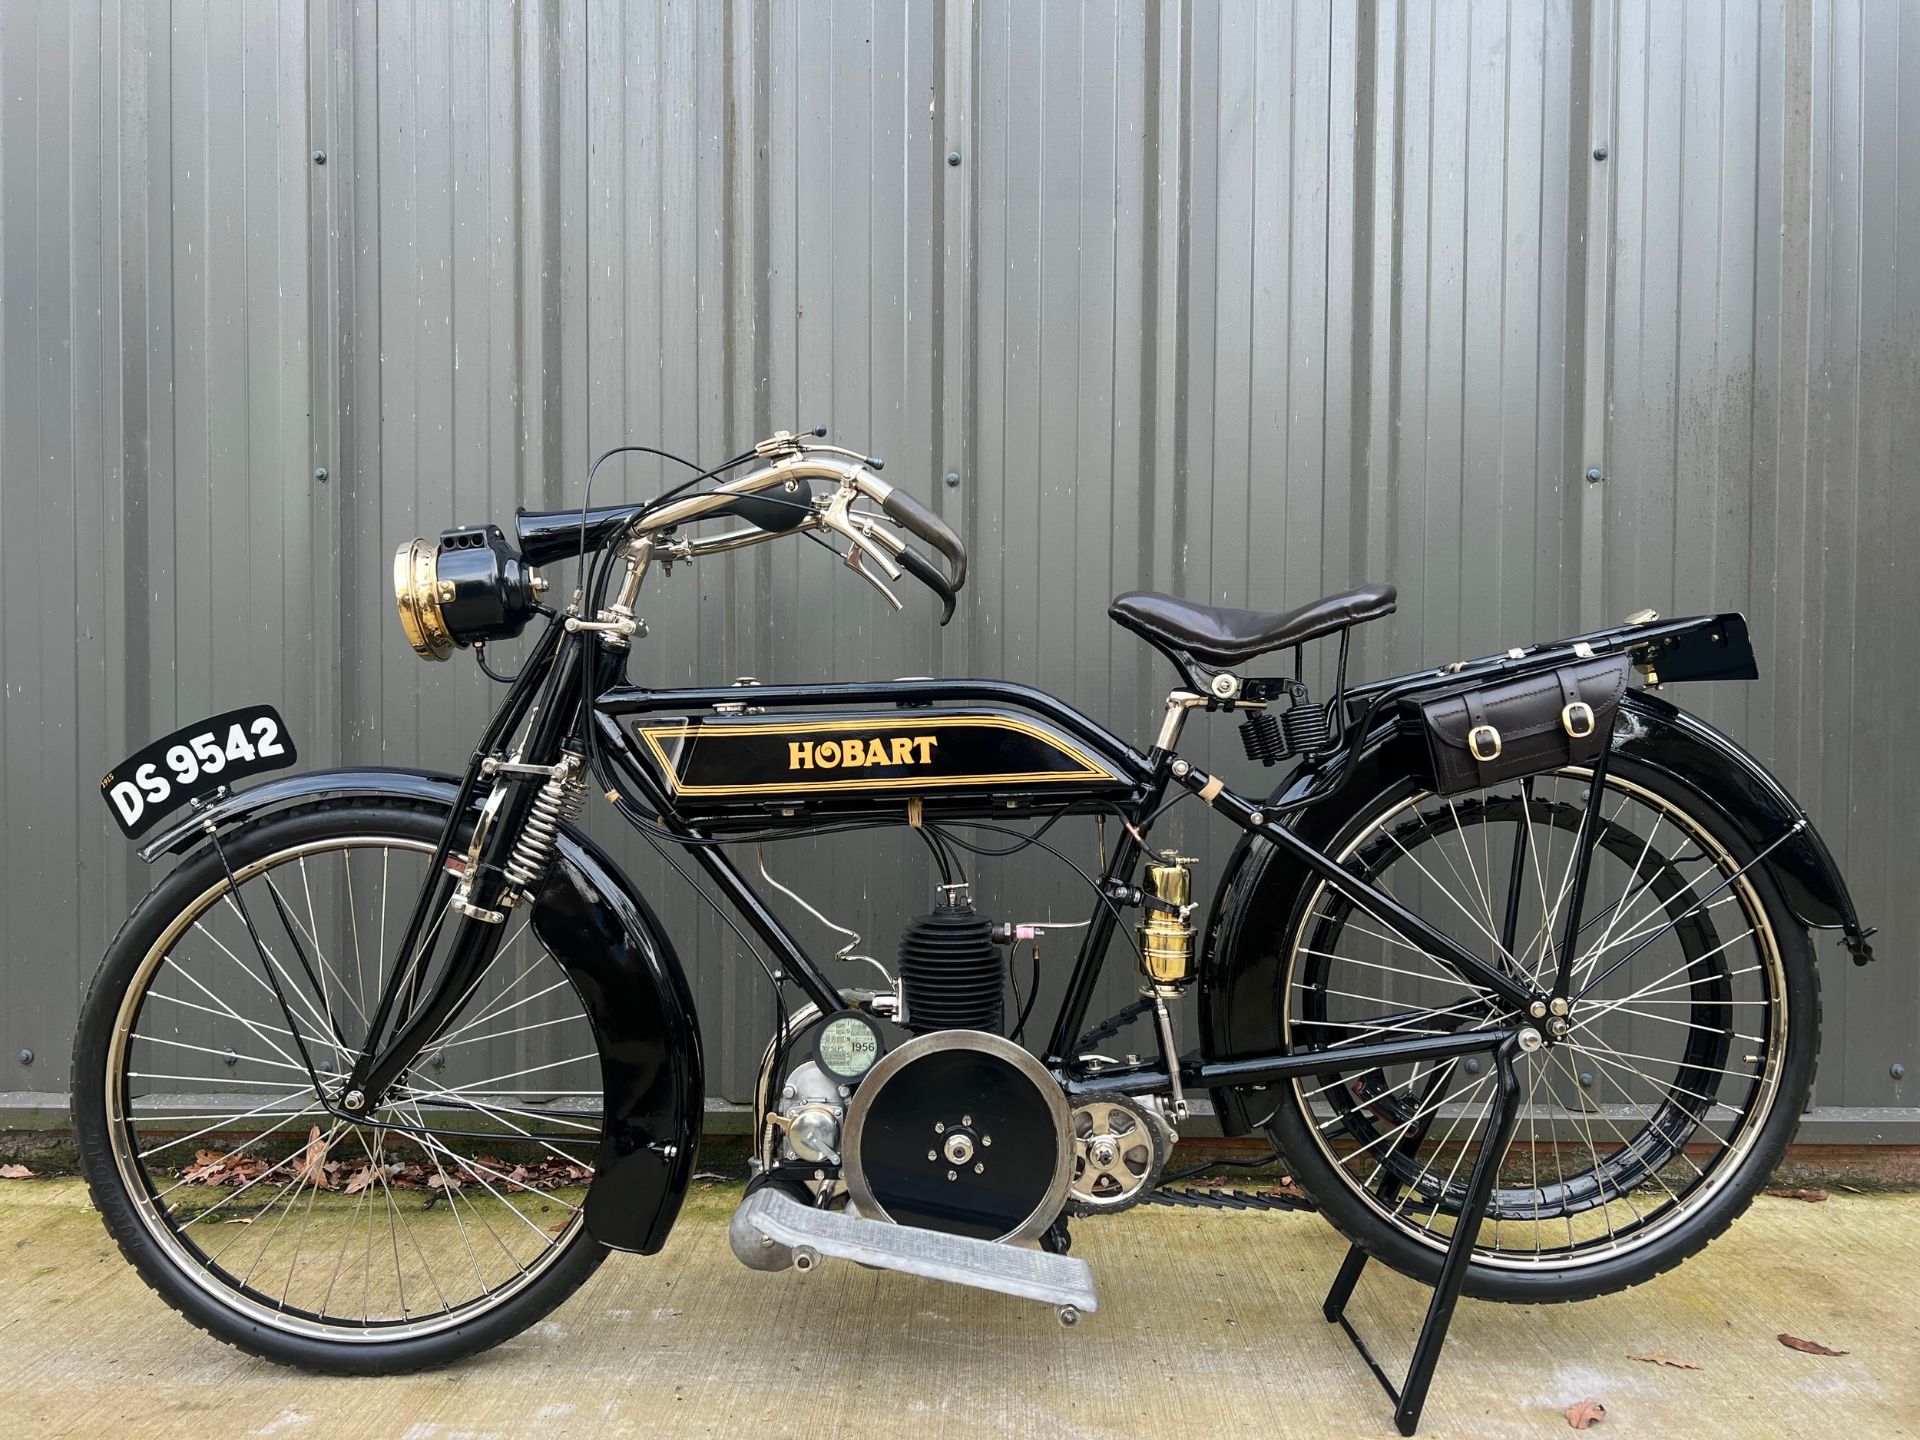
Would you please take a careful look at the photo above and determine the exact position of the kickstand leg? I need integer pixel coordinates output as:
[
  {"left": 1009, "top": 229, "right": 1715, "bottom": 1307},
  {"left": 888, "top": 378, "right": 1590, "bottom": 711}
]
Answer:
[{"left": 1321, "top": 1037, "right": 1524, "bottom": 1437}]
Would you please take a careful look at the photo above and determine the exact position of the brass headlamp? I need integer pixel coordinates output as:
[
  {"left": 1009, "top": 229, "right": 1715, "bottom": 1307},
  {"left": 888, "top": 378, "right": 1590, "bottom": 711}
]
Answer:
[{"left": 393, "top": 524, "right": 547, "bottom": 661}]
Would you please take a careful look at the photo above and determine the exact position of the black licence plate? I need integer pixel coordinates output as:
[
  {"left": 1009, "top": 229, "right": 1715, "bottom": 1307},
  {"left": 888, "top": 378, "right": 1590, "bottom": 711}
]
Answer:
[{"left": 100, "top": 705, "right": 299, "bottom": 839}]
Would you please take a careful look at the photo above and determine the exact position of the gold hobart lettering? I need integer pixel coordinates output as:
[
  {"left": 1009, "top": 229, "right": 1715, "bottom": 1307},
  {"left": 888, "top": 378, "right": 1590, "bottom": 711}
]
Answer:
[{"left": 791, "top": 733, "right": 939, "bottom": 771}]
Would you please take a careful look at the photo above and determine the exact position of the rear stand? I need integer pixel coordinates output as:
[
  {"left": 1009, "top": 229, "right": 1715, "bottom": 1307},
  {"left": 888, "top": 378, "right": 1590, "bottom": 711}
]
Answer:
[{"left": 1320, "top": 1038, "right": 1523, "bottom": 1436}]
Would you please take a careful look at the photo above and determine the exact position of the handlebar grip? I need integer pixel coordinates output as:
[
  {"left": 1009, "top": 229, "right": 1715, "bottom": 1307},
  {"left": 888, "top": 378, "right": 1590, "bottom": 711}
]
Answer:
[
  {"left": 879, "top": 489, "right": 968, "bottom": 592},
  {"left": 896, "top": 547, "right": 958, "bottom": 626}
]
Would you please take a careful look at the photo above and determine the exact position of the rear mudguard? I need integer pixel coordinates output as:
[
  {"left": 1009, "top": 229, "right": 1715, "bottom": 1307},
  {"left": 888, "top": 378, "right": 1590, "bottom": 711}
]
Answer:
[
  {"left": 140, "top": 767, "right": 702, "bottom": 1254},
  {"left": 1197, "top": 689, "right": 1873, "bottom": 1137}
]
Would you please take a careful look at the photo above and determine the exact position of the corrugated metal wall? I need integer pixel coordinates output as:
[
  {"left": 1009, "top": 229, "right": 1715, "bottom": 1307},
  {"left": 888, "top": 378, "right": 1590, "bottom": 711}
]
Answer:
[{"left": 3, "top": 0, "right": 1913, "bottom": 1133}]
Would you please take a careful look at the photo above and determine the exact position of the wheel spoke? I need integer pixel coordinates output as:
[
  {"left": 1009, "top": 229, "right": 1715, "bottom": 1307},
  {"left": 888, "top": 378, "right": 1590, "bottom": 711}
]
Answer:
[
  {"left": 103, "top": 831, "right": 601, "bottom": 1339},
  {"left": 1283, "top": 770, "right": 1789, "bottom": 1272},
  {"left": 1380, "top": 825, "right": 1517, "bottom": 966}
]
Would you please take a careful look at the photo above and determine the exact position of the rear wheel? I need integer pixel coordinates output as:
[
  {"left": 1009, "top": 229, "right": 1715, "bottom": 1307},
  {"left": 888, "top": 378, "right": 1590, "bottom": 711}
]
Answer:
[
  {"left": 72, "top": 803, "right": 608, "bottom": 1372},
  {"left": 1265, "top": 759, "right": 1818, "bottom": 1302}
]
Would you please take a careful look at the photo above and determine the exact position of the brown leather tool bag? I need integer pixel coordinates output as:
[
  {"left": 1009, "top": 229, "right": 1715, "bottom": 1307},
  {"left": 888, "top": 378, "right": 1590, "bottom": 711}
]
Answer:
[{"left": 1412, "top": 653, "right": 1631, "bottom": 796}]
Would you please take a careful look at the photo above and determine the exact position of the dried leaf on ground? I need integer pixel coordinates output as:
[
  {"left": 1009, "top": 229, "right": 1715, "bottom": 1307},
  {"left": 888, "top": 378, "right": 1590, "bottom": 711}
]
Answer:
[
  {"left": 177, "top": 1144, "right": 591, "bottom": 1192},
  {"left": 0, "top": 1164, "right": 38, "bottom": 1180},
  {"left": 1629, "top": 1353, "right": 1702, "bottom": 1370},
  {"left": 180, "top": 1147, "right": 267, "bottom": 1187},
  {"left": 182, "top": 1150, "right": 232, "bottom": 1185},
  {"left": 1564, "top": 1398, "right": 1607, "bottom": 1429},
  {"left": 292, "top": 1126, "right": 334, "bottom": 1190},
  {"left": 1778, "top": 1333, "right": 1849, "bottom": 1357},
  {"left": 1764, "top": 1186, "right": 1830, "bottom": 1203}
]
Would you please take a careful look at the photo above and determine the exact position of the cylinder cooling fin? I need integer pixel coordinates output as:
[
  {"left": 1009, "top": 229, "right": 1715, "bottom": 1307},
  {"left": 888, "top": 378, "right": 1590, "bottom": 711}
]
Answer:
[{"left": 896, "top": 889, "right": 1003, "bottom": 1034}]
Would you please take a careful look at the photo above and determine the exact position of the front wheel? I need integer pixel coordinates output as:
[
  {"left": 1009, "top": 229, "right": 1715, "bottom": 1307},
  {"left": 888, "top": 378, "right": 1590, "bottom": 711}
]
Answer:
[
  {"left": 1263, "top": 758, "right": 1819, "bottom": 1303},
  {"left": 72, "top": 802, "right": 609, "bottom": 1372}
]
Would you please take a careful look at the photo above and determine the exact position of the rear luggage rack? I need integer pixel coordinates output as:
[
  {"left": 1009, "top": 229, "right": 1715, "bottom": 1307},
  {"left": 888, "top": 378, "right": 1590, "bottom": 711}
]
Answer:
[{"left": 1278, "top": 612, "right": 1757, "bottom": 811}]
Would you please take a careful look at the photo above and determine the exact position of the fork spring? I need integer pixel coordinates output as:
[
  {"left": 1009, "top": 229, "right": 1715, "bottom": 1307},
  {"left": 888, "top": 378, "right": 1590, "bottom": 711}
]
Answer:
[{"left": 501, "top": 760, "right": 586, "bottom": 889}]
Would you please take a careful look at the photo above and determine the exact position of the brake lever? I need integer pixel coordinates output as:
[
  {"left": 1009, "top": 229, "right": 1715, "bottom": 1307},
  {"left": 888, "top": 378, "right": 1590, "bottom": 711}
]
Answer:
[
  {"left": 847, "top": 511, "right": 907, "bottom": 555},
  {"left": 849, "top": 553, "right": 904, "bottom": 611},
  {"left": 820, "top": 484, "right": 903, "bottom": 581},
  {"left": 850, "top": 506, "right": 955, "bottom": 624}
]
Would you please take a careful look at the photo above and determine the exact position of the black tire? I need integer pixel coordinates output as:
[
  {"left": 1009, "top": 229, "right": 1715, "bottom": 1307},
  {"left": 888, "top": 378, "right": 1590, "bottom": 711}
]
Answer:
[
  {"left": 72, "top": 802, "right": 609, "bottom": 1373},
  {"left": 1264, "top": 758, "right": 1820, "bottom": 1304}
]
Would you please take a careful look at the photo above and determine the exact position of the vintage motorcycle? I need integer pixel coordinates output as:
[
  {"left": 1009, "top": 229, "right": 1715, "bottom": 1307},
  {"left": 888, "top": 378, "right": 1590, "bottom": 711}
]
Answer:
[{"left": 76, "top": 429, "right": 1876, "bottom": 1432}]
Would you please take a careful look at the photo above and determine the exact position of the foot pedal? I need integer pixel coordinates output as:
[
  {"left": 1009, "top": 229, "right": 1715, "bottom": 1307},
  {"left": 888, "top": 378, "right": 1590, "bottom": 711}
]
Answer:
[{"left": 734, "top": 1186, "right": 1098, "bottom": 1315}]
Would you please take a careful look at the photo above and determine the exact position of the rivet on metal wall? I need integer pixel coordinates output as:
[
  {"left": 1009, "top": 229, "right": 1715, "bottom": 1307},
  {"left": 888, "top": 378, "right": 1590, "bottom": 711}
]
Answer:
[
  {"left": 17, "top": 1049, "right": 32, "bottom": 1066},
  {"left": 1585, "top": 467, "right": 1604, "bottom": 484},
  {"left": 946, "top": 150, "right": 962, "bottom": 167},
  {"left": 1894, "top": 1063, "right": 1908, "bottom": 1081},
  {"left": 1592, "top": 144, "right": 1608, "bottom": 161},
  {"left": 314, "top": 467, "right": 329, "bottom": 483},
  {"left": 943, "top": 471, "right": 960, "bottom": 488}
]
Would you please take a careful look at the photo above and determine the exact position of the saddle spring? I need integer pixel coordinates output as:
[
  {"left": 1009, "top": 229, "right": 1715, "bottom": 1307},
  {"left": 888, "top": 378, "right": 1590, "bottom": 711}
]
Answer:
[{"left": 1239, "top": 697, "right": 1334, "bottom": 767}]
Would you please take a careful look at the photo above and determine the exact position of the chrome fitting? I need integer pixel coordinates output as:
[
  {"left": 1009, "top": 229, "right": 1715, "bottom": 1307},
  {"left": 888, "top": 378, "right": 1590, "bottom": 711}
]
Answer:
[{"left": 1155, "top": 691, "right": 1209, "bottom": 751}]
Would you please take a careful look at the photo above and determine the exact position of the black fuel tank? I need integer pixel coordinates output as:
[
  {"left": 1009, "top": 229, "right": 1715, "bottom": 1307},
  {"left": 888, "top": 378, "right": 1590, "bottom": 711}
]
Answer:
[{"left": 632, "top": 705, "right": 1140, "bottom": 830}]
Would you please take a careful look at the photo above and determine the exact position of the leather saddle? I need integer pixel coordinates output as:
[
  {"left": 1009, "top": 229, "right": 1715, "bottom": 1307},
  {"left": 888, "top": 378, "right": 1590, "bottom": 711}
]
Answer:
[{"left": 1110, "top": 584, "right": 1396, "bottom": 670}]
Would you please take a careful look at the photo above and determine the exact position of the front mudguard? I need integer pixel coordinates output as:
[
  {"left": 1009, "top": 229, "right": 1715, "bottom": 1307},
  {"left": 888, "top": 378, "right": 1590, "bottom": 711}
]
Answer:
[
  {"left": 139, "top": 767, "right": 703, "bottom": 1254},
  {"left": 1197, "top": 690, "right": 1872, "bottom": 1137}
]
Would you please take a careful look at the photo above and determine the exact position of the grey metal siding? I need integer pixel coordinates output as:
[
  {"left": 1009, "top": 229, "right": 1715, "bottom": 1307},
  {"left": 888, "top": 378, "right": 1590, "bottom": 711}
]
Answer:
[{"left": 2, "top": 0, "right": 1912, "bottom": 1129}]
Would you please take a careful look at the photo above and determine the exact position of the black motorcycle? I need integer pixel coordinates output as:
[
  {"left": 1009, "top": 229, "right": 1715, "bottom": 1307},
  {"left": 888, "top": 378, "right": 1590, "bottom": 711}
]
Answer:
[{"left": 76, "top": 430, "right": 1876, "bottom": 1432}]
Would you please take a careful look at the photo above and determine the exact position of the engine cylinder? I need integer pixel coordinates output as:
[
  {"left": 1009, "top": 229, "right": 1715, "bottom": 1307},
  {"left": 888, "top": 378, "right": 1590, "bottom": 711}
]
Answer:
[{"left": 896, "top": 892, "right": 1002, "bottom": 1034}]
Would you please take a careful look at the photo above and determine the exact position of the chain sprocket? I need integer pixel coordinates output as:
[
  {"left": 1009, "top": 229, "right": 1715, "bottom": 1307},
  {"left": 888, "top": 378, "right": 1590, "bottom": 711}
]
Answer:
[{"left": 1067, "top": 1096, "right": 1174, "bottom": 1214}]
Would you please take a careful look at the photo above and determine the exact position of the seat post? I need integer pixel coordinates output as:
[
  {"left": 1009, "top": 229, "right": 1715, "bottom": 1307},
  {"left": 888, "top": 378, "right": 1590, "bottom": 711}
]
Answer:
[{"left": 1154, "top": 691, "right": 1209, "bottom": 753}]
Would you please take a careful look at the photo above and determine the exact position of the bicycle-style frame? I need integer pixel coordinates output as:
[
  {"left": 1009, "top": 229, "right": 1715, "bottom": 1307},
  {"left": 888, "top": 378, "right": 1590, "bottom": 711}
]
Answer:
[
  {"left": 583, "top": 604, "right": 1780, "bottom": 1089},
  {"left": 589, "top": 671, "right": 1538, "bottom": 1083}
]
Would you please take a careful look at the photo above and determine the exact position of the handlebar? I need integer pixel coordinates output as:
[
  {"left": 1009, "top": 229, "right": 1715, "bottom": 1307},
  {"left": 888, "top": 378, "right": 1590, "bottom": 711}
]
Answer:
[
  {"left": 873, "top": 484, "right": 968, "bottom": 592},
  {"left": 894, "top": 545, "right": 958, "bottom": 624},
  {"left": 634, "top": 443, "right": 967, "bottom": 622},
  {"left": 523, "top": 434, "right": 968, "bottom": 625}
]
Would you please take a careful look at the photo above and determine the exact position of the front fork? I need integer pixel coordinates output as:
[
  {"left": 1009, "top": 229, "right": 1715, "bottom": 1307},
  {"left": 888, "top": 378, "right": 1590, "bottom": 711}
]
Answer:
[
  {"left": 341, "top": 907, "right": 517, "bottom": 1113},
  {"left": 339, "top": 632, "right": 594, "bottom": 1115}
]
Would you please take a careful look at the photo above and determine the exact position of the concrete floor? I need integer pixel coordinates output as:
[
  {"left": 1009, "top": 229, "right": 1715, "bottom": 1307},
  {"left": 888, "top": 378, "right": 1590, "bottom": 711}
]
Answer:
[{"left": 1, "top": 1178, "right": 1914, "bottom": 1439}]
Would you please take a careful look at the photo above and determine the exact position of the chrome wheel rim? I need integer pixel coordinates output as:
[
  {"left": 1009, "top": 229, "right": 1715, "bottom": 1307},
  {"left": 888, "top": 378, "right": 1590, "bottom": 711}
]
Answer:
[
  {"left": 105, "top": 834, "right": 601, "bottom": 1341},
  {"left": 1281, "top": 768, "right": 1788, "bottom": 1270}
]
